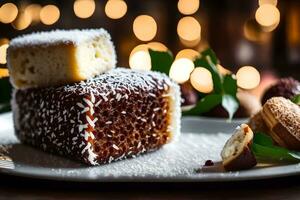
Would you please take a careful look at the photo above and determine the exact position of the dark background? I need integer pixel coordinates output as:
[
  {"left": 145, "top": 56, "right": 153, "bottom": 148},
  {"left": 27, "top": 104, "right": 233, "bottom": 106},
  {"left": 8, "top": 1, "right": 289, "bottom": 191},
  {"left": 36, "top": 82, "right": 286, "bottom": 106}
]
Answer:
[{"left": 0, "top": 0, "right": 300, "bottom": 76}]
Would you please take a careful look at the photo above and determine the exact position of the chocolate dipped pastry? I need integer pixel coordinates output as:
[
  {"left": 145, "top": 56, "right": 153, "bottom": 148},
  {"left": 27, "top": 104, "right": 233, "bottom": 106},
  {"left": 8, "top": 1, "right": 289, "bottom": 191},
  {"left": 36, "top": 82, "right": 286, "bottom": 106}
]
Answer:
[{"left": 12, "top": 68, "right": 181, "bottom": 165}]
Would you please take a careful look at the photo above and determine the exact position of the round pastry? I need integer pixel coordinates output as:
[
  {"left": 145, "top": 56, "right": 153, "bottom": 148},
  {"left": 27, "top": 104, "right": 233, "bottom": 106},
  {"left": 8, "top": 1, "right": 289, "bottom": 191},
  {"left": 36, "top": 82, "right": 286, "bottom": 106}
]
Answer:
[
  {"left": 261, "top": 97, "right": 300, "bottom": 150},
  {"left": 262, "top": 77, "right": 300, "bottom": 104},
  {"left": 221, "top": 124, "right": 257, "bottom": 171}
]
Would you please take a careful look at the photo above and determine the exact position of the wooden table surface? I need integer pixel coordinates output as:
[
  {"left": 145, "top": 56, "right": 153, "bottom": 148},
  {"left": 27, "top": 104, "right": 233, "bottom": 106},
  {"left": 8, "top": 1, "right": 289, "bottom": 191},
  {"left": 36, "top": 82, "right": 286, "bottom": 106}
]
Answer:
[{"left": 1, "top": 173, "right": 300, "bottom": 200}]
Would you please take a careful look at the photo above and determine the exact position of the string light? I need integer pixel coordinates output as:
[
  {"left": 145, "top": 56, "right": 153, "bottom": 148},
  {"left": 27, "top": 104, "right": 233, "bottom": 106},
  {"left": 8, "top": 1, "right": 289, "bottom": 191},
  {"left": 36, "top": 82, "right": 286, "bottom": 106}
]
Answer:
[
  {"left": 0, "top": 68, "right": 9, "bottom": 78},
  {"left": 179, "top": 37, "right": 201, "bottom": 47},
  {"left": 133, "top": 15, "right": 157, "bottom": 41},
  {"left": 0, "top": 44, "right": 9, "bottom": 64},
  {"left": 40, "top": 5, "right": 60, "bottom": 25},
  {"left": 147, "top": 42, "right": 168, "bottom": 51},
  {"left": 217, "top": 64, "right": 231, "bottom": 75},
  {"left": 0, "top": 3, "right": 18, "bottom": 24},
  {"left": 129, "top": 50, "right": 152, "bottom": 71},
  {"left": 190, "top": 67, "right": 214, "bottom": 93},
  {"left": 177, "top": 0, "right": 200, "bottom": 15},
  {"left": 255, "top": 4, "right": 280, "bottom": 28},
  {"left": 169, "top": 58, "right": 195, "bottom": 84},
  {"left": 25, "top": 4, "right": 42, "bottom": 24},
  {"left": 105, "top": 0, "right": 127, "bottom": 19},
  {"left": 74, "top": 0, "right": 95, "bottom": 19},
  {"left": 175, "top": 49, "right": 199, "bottom": 60},
  {"left": 12, "top": 9, "right": 32, "bottom": 30},
  {"left": 177, "top": 17, "right": 201, "bottom": 42},
  {"left": 236, "top": 66, "right": 261, "bottom": 89},
  {"left": 259, "top": 0, "right": 277, "bottom": 6}
]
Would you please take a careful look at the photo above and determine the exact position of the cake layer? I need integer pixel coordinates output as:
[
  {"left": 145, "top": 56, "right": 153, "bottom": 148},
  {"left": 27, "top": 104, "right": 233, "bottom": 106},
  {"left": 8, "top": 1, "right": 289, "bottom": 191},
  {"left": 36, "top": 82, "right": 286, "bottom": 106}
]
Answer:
[
  {"left": 12, "top": 68, "right": 181, "bottom": 165},
  {"left": 7, "top": 29, "right": 116, "bottom": 89}
]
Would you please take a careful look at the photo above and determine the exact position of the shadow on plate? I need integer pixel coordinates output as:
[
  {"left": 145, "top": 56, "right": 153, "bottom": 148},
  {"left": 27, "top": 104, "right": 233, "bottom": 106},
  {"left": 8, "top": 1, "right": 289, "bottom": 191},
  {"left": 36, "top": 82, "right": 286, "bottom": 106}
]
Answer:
[{"left": 0, "top": 144, "right": 85, "bottom": 169}]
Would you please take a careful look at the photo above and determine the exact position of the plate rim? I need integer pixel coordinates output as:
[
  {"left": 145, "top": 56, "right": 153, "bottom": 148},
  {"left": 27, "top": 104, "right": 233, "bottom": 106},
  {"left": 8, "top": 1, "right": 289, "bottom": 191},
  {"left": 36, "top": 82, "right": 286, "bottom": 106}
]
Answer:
[{"left": 1, "top": 112, "right": 300, "bottom": 182}]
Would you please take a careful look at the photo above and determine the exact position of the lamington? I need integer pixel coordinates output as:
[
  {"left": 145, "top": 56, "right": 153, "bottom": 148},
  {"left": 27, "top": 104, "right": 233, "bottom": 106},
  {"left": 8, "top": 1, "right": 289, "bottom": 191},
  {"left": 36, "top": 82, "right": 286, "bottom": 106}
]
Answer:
[
  {"left": 7, "top": 29, "right": 116, "bottom": 89},
  {"left": 12, "top": 68, "right": 181, "bottom": 165}
]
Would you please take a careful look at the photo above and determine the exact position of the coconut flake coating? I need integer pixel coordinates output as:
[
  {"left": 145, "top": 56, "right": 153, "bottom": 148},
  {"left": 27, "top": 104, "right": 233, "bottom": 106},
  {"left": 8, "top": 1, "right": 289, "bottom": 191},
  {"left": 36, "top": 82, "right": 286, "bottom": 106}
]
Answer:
[
  {"left": 9, "top": 29, "right": 111, "bottom": 48},
  {"left": 12, "top": 68, "right": 181, "bottom": 165}
]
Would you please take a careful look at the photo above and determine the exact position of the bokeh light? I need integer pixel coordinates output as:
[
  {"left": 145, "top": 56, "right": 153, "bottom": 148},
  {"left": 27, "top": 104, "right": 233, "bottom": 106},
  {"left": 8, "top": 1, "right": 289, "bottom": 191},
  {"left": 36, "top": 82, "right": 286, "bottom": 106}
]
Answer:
[
  {"left": 129, "top": 50, "right": 152, "bottom": 71},
  {"left": 255, "top": 4, "right": 280, "bottom": 28},
  {"left": 133, "top": 15, "right": 157, "bottom": 41},
  {"left": 74, "top": 0, "right": 95, "bottom": 19},
  {"left": 0, "top": 3, "right": 18, "bottom": 24},
  {"left": 0, "top": 68, "right": 9, "bottom": 78},
  {"left": 40, "top": 5, "right": 60, "bottom": 25},
  {"left": 259, "top": 0, "right": 277, "bottom": 6},
  {"left": 12, "top": 9, "right": 32, "bottom": 30},
  {"left": 243, "top": 19, "right": 269, "bottom": 42},
  {"left": 217, "top": 64, "right": 231, "bottom": 75},
  {"left": 236, "top": 66, "right": 261, "bottom": 90},
  {"left": 169, "top": 58, "right": 195, "bottom": 84},
  {"left": 105, "top": 0, "right": 127, "bottom": 19},
  {"left": 177, "top": 17, "right": 201, "bottom": 42},
  {"left": 25, "top": 4, "right": 42, "bottom": 24},
  {"left": 177, "top": 0, "right": 200, "bottom": 15},
  {"left": 147, "top": 42, "right": 168, "bottom": 51},
  {"left": 175, "top": 49, "right": 199, "bottom": 60},
  {"left": 0, "top": 44, "right": 9, "bottom": 64},
  {"left": 190, "top": 67, "right": 214, "bottom": 93}
]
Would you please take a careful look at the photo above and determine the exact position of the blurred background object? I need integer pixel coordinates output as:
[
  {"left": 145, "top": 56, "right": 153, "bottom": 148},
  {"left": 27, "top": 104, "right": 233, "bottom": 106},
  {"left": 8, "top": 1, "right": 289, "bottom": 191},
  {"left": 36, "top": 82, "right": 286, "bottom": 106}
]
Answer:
[{"left": 0, "top": 0, "right": 299, "bottom": 113}]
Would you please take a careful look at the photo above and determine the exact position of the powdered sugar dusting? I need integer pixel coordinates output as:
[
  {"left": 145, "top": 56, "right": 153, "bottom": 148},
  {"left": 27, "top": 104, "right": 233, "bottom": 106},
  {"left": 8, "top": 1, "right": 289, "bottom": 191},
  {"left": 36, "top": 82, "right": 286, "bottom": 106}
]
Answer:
[
  {"left": 0, "top": 113, "right": 229, "bottom": 178},
  {"left": 9, "top": 28, "right": 111, "bottom": 48}
]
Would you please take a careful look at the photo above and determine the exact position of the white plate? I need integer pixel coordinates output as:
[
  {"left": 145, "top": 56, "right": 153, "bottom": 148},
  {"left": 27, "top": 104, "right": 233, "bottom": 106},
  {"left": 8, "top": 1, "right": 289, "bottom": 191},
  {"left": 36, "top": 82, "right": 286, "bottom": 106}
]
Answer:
[{"left": 0, "top": 112, "right": 300, "bottom": 182}]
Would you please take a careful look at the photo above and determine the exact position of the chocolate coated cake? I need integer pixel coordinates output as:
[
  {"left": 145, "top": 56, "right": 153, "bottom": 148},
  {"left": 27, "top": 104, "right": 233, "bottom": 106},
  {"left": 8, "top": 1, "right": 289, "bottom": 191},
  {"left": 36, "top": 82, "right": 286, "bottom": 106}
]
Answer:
[{"left": 12, "top": 68, "right": 181, "bottom": 165}]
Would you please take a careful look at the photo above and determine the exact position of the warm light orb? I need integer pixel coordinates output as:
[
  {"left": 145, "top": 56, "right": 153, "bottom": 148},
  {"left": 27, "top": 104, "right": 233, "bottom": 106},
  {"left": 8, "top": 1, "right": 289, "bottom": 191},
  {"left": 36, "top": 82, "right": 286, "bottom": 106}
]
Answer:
[
  {"left": 105, "top": 0, "right": 127, "bottom": 19},
  {"left": 177, "top": 0, "right": 200, "bottom": 15},
  {"left": 130, "top": 44, "right": 149, "bottom": 57},
  {"left": 177, "top": 17, "right": 201, "bottom": 42},
  {"left": 0, "top": 3, "right": 18, "bottom": 24},
  {"left": 12, "top": 9, "right": 32, "bottom": 30},
  {"left": 236, "top": 66, "right": 261, "bottom": 90},
  {"left": 0, "top": 44, "right": 9, "bottom": 64},
  {"left": 133, "top": 15, "right": 157, "bottom": 41},
  {"left": 169, "top": 58, "right": 195, "bottom": 84},
  {"left": 0, "top": 68, "right": 9, "bottom": 78},
  {"left": 147, "top": 42, "right": 168, "bottom": 51},
  {"left": 259, "top": 0, "right": 277, "bottom": 6},
  {"left": 255, "top": 4, "right": 280, "bottom": 27},
  {"left": 129, "top": 50, "right": 152, "bottom": 71},
  {"left": 190, "top": 67, "right": 214, "bottom": 93},
  {"left": 74, "top": 0, "right": 95, "bottom": 19},
  {"left": 25, "top": 4, "right": 42, "bottom": 24},
  {"left": 217, "top": 64, "right": 231, "bottom": 75},
  {"left": 40, "top": 5, "right": 60, "bottom": 25},
  {"left": 175, "top": 49, "right": 199, "bottom": 60}
]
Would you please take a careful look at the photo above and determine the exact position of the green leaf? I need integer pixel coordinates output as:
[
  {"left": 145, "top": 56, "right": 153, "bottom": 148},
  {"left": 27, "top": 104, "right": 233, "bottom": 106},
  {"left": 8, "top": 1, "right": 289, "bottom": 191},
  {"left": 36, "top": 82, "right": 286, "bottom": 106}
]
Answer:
[
  {"left": 223, "top": 74, "right": 237, "bottom": 97},
  {"left": 292, "top": 94, "right": 300, "bottom": 105},
  {"left": 149, "top": 49, "right": 173, "bottom": 75},
  {"left": 221, "top": 94, "right": 239, "bottom": 120},
  {"left": 183, "top": 94, "right": 222, "bottom": 116},
  {"left": 201, "top": 48, "right": 218, "bottom": 65},
  {"left": 253, "top": 132, "right": 274, "bottom": 147},
  {"left": 252, "top": 133, "right": 300, "bottom": 162}
]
